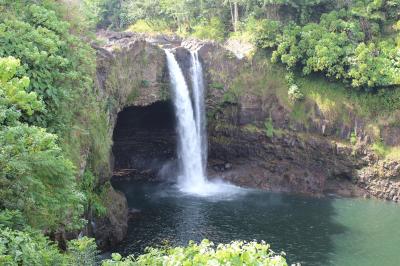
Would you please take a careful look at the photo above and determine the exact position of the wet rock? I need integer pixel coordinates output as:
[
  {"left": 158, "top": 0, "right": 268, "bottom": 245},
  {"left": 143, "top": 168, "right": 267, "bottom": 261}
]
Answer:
[
  {"left": 128, "top": 208, "right": 141, "bottom": 220},
  {"left": 93, "top": 186, "right": 128, "bottom": 250}
]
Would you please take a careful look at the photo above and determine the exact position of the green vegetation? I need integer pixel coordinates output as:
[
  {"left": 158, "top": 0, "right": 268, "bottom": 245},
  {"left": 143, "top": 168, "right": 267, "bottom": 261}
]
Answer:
[
  {"left": 0, "top": 57, "right": 84, "bottom": 231},
  {"left": 252, "top": 1, "right": 400, "bottom": 91},
  {"left": 0, "top": 208, "right": 98, "bottom": 265},
  {"left": 192, "top": 17, "right": 226, "bottom": 42},
  {"left": 1, "top": 2, "right": 93, "bottom": 131},
  {"left": 0, "top": 1, "right": 109, "bottom": 264},
  {"left": 88, "top": 0, "right": 400, "bottom": 99},
  {"left": 102, "top": 239, "right": 288, "bottom": 266},
  {"left": 0, "top": 226, "right": 67, "bottom": 265},
  {"left": 288, "top": 84, "right": 305, "bottom": 103},
  {"left": 373, "top": 139, "right": 391, "bottom": 158},
  {"left": 1, "top": 0, "right": 400, "bottom": 264},
  {"left": 264, "top": 117, "right": 275, "bottom": 138},
  {"left": 96, "top": 0, "right": 400, "bottom": 101},
  {"left": 371, "top": 139, "right": 400, "bottom": 160},
  {"left": 67, "top": 237, "right": 99, "bottom": 266}
]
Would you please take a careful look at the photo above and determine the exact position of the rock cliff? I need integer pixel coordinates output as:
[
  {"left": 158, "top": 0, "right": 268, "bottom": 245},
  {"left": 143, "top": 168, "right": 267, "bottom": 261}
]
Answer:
[
  {"left": 92, "top": 31, "right": 170, "bottom": 249},
  {"left": 196, "top": 41, "right": 400, "bottom": 200},
  {"left": 91, "top": 31, "right": 400, "bottom": 247}
]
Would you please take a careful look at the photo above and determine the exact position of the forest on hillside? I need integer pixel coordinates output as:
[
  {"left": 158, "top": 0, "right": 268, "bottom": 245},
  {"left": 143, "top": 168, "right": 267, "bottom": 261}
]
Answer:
[
  {"left": 93, "top": 0, "right": 400, "bottom": 90},
  {"left": 0, "top": 0, "right": 399, "bottom": 265}
]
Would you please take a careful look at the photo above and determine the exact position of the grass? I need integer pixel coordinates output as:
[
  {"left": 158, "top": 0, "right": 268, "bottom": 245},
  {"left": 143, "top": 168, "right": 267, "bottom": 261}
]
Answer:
[
  {"left": 296, "top": 74, "right": 353, "bottom": 123},
  {"left": 127, "top": 87, "right": 140, "bottom": 103},
  {"left": 243, "top": 124, "right": 262, "bottom": 133},
  {"left": 264, "top": 118, "right": 274, "bottom": 137},
  {"left": 289, "top": 72, "right": 400, "bottom": 151},
  {"left": 125, "top": 19, "right": 173, "bottom": 35},
  {"left": 297, "top": 72, "right": 400, "bottom": 121},
  {"left": 386, "top": 147, "right": 400, "bottom": 160},
  {"left": 372, "top": 140, "right": 389, "bottom": 158},
  {"left": 290, "top": 101, "right": 311, "bottom": 125},
  {"left": 372, "top": 140, "right": 400, "bottom": 160}
]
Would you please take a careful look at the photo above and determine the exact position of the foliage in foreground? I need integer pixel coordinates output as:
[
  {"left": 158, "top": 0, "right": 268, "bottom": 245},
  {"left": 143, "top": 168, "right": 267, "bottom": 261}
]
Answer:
[
  {"left": 0, "top": 57, "right": 84, "bottom": 231},
  {"left": 0, "top": 0, "right": 110, "bottom": 234},
  {"left": 0, "top": 230, "right": 288, "bottom": 266},
  {"left": 0, "top": 225, "right": 66, "bottom": 265},
  {"left": 0, "top": 217, "right": 99, "bottom": 266},
  {"left": 102, "top": 239, "right": 288, "bottom": 266}
]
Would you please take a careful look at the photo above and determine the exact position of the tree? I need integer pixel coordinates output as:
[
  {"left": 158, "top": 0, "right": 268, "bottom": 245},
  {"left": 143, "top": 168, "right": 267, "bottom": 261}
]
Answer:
[
  {"left": 255, "top": 4, "right": 400, "bottom": 90},
  {"left": 0, "top": 57, "right": 43, "bottom": 126},
  {"left": 0, "top": 3, "right": 95, "bottom": 133},
  {"left": 0, "top": 57, "right": 84, "bottom": 231},
  {"left": 224, "top": 0, "right": 245, "bottom": 32}
]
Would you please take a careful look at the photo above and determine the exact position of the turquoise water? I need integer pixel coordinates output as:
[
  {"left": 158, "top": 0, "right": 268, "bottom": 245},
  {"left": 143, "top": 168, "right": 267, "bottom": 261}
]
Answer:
[{"left": 112, "top": 181, "right": 400, "bottom": 266}]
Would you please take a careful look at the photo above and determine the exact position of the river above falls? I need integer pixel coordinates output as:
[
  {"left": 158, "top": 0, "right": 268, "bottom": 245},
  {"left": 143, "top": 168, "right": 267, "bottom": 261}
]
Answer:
[{"left": 111, "top": 180, "right": 400, "bottom": 266}]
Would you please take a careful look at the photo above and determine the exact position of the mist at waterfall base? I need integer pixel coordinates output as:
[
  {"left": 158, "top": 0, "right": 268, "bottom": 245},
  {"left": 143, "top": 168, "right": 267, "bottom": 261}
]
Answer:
[{"left": 165, "top": 49, "right": 241, "bottom": 197}]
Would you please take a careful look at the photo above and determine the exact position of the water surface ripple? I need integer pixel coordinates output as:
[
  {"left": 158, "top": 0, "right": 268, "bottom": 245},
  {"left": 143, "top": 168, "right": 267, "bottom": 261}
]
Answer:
[{"left": 112, "top": 181, "right": 400, "bottom": 266}]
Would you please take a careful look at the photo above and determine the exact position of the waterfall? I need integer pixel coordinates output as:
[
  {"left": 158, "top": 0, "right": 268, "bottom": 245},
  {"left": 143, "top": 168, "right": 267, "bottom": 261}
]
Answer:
[
  {"left": 165, "top": 50, "right": 206, "bottom": 191},
  {"left": 190, "top": 51, "right": 207, "bottom": 171},
  {"left": 165, "top": 49, "right": 241, "bottom": 197}
]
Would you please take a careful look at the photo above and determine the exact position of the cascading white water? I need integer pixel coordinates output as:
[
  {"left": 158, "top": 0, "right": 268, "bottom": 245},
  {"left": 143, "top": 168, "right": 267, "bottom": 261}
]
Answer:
[
  {"left": 165, "top": 50, "right": 206, "bottom": 191},
  {"left": 166, "top": 49, "right": 242, "bottom": 197},
  {"left": 190, "top": 51, "right": 207, "bottom": 171}
]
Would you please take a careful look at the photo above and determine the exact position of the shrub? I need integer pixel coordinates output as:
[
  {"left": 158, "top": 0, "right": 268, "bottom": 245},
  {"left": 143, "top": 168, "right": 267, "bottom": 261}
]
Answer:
[
  {"left": 126, "top": 19, "right": 172, "bottom": 34},
  {"left": 372, "top": 139, "right": 389, "bottom": 158},
  {"left": 192, "top": 17, "right": 225, "bottom": 42},
  {"left": 67, "top": 236, "right": 99, "bottom": 266},
  {"left": 285, "top": 72, "right": 295, "bottom": 86},
  {"left": 0, "top": 57, "right": 43, "bottom": 125},
  {"left": 288, "top": 84, "right": 305, "bottom": 103},
  {"left": 127, "top": 19, "right": 154, "bottom": 32},
  {"left": 0, "top": 227, "right": 99, "bottom": 266},
  {"left": 0, "top": 210, "right": 26, "bottom": 231},
  {"left": 264, "top": 118, "right": 275, "bottom": 138},
  {"left": 80, "top": 170, "right": 107, "bottom": 217},
  {"left": 0, "top": 56, "right": 85, "bottom": 231},
  {"left": 0, "top": 3, "right": 95, "bottom": 132},
  {"left": 102, "top": 239, "right": 288, "bottom": 266},
  {"left": 350, "top": 132, "right": 357, "bottom": 145},
  {"left": 250, "top": 18, "right": 282, "bottom": 49},
  {"left": 254, "top": 5, "right": 400, "bottom": 90},
  {"left": 0, "top": 227, "right": 66, "bottom": 265}
]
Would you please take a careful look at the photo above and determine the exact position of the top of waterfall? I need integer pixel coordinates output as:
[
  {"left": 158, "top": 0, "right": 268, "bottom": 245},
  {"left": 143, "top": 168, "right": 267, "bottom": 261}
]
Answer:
[
  {"left": 96, "top": 30, "right": 226, "bottom": 55},
  {"left": 96, "top": 30, "right": 248, "bottom": 63}
]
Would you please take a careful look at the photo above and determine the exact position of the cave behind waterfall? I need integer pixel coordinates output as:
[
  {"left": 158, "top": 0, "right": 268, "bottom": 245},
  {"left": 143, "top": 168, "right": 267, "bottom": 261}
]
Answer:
[{"left": 112, "top": 100, "right": 177, "bottom": 180}]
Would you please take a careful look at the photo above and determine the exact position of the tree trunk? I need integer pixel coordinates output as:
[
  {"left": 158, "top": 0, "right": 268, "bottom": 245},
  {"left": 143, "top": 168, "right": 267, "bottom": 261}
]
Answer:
[
  {"left": 264, "top": 3, "right": 280, "bottom": 21},
  {"left": 229, "top": 1, "right": 235, "bottom": 32},
  {"left": 234, "top": 2, "right": 239, "bottom": 32}
]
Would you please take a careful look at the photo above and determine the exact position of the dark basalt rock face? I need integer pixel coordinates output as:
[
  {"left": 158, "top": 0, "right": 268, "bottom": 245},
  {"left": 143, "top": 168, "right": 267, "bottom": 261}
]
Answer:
[
  {"left": 197, "top": 40, "right": 399, "bottom": 200},
  {"left": 207, "top": 113, "right": 366, "bottom": 195}
]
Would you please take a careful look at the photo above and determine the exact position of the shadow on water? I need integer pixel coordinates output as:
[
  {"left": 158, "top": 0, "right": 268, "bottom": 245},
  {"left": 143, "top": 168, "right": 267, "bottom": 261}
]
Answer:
[{"left": 111, "top": 180, "right": 348, "bottom": 265}]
